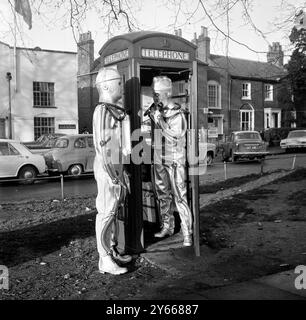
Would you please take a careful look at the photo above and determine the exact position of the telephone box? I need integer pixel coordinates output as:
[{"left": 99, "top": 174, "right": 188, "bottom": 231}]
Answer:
[{"left": 98, "top": 31, "right": 207, "bottom": 256}]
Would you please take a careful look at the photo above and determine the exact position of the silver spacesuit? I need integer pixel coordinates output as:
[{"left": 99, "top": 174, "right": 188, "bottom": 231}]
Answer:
[
  {"left": 148, "top": 76, "right": 193, "bottom": 247},
  {"left": 93, "top": 66, "right": 132, "bottom": 275}
]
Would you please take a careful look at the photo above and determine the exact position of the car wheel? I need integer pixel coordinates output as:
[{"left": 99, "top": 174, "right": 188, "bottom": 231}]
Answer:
[
  {"left": 18, "top": 165, "right": 37, "bottom": 184},
  {"left": 68, "top": 164, "right": 83, "bottom": 177},
  {"left": 206, "top": 152, "right": 214, "bottom": 166}
]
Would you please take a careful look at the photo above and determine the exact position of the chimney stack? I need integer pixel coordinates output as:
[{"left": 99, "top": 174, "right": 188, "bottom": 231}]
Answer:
[
  {"left": 77, "top": 31, "right": 94, "bottom": 75},
  {"left": 194, "top": 26, "right": 210, "bottom": 63},
  {"left": 174, "top": 29, "right": 183, "bottom": 37},
  {"left": 267, "top": 42, "right": 284, "bottom": 68}
]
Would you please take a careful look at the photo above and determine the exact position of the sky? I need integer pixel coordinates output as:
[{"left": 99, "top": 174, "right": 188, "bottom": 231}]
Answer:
[{"left": 0, "top": 0, "right": 305, "bottom": 64}]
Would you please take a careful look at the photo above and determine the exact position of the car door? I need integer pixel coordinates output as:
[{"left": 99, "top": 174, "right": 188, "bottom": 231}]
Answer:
[
  {"left": 0, "top": 142, "right": 23, "bottom": 178},
  {"left": 85, "top": 136, "right": 95, "bottom": 172}
]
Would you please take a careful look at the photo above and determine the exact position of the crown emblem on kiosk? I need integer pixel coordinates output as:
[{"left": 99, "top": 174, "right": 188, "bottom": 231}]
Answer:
[{"left": 161, "top": 39, "right": 170, "bottom": 48}]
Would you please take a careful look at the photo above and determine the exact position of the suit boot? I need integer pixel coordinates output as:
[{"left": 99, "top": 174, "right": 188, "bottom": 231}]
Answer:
[
  {"left": 98, "top": 255, "right": 128, "bottom": 275},
  {"left": 154, "top": 227, "right": 174, "bottom": 238},
  {"left": 183, "top": 234, "right": 193, "bottom": 247}
]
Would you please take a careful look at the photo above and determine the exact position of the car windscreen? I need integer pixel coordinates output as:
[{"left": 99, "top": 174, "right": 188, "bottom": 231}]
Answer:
[
  {"left": 288, "top": 131, "right": 306, "bottom": 138},
  {"left": 236, "top": 132, "right": 261, "bottom": 140},
  {"left": 54, "top": 138, "right": 69, "bottom": 148}
]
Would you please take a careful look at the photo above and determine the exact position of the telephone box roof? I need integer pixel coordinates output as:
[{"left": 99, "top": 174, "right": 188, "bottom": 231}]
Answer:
[{"left": 98, "top": 30, "right": 197, "bottom": 55}]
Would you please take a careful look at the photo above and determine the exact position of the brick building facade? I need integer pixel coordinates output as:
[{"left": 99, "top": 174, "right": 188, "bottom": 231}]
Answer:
[{"left": 192, "top": 27, "right": 288, "bottom": 140}]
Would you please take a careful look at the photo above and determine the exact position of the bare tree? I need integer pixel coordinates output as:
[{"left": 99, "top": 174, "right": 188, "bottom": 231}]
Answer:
[
  {"left": 31, "top": 0, "right": 140, "bottom": 41},
  {"left": 4, "top": 0, "right": 305, "bottom": 56}
]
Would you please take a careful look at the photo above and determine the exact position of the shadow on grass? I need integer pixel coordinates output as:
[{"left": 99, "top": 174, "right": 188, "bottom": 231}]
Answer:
[
  {"left": 0, "top": 212, "right": 167, "bottom": 267},
  {"left": 0, "top": 213, "right": 96, "bottom": 267}
]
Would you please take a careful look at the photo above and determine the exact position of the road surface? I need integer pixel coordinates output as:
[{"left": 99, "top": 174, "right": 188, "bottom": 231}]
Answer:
[{"left": 0, "top": 152, "right": 305, "bottom": 203}]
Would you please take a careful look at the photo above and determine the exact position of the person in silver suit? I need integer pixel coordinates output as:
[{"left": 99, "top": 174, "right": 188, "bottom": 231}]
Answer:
[
  {"left": 93, "top": 66, "right": 132, "bottom": 275},
  {"left": 147, "top": 76, "right": 193, "bottom": 247}
]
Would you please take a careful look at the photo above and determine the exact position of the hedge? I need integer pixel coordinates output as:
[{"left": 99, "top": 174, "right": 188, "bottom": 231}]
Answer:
[{"left": 263, "top": 127, "right": 306, "bottom": 146}]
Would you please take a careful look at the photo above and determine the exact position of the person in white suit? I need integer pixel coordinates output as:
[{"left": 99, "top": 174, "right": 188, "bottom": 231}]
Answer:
[
  {"left": 93, "top": 66, "right": 132, "bottom": 275},
  {"left": 147, "top": 76, "right": 193, "bottom": 247}
]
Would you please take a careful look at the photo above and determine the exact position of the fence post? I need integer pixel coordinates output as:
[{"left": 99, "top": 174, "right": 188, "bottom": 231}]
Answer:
[
  {"left": 60, "top": 174, "right": 64, "bottom": 200},
  {"left": 260, "top": 159, "right": 264, "bottom": 175},
  {"left": 224, "top": 161, "right": 227, "bottom": 180},
  {"left": 291, "top": 155, "right": 296, "bottom": 170}
]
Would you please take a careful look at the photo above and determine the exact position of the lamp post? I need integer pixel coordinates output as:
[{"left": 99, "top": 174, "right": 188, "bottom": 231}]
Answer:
[{"left": 6, "top": 72, "right": 12, "bottom": 139}]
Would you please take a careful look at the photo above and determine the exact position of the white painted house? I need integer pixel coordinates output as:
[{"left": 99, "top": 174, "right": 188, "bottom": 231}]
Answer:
[{"left": 0, "top": 41, "right": 78, "bottom": 141}]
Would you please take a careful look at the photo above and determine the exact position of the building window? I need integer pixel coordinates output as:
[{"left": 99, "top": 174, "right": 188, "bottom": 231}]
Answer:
[
  {"left": 265, "top": 84, "right": 273, "bottom": 101},
  {"left": 208, "top": 81, "right": 221, "bottom": 108},
  {"left": 242, "top": 83, "right": 251, "bottom": 99},
  {"left": 240, "top": 104, "right": 254, "bottom": 131},
  {"left": 33, "top": 82, "right": 55, "bottom": 107},
  {"left": 34, "top": 117, "right": 55, "bottom": 140}
]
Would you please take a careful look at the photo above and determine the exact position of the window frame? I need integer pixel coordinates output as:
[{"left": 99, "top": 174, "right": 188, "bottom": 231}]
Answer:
[
  {"left": 207, "top": 80, "right": 221, "bottom": 109},
  {"left": 242, "top": 82, "right": 251, "bottom": 100},
  {"left": 33, "top": 82, "right": 55, "bottom": 108},
  {"left": 264, "top": 84, "right": 273, "bottom": 101},
  {"left": 34, "top": 117, "right": 55, "bottom": 140}
]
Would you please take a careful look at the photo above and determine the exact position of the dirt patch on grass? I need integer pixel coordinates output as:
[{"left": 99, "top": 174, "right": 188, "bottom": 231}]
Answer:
[
  {"left": 1, "top": 168, "right": 306, "bottom": 300},
  {"left": 199, "top": 168, "right": 306, "bottom": 251},
  {"left": 133, "top": 169, "right": 306, "bottom": 299}
]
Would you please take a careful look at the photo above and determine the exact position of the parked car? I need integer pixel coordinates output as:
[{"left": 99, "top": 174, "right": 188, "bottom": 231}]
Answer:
[
  {"left": 221, "top": 131, "right": 268, "bottom": 162},
  {"left": 280, "top": 129, "right": 306, "bottom": 152},
  {"left": 0, "top": 139, "right": 46, "bottom": 183},
  {"left": 141, "top": 123, "right": 216, "bottom": 166},
  {"left": 23, "top": 133, "right": 65, "bottom": 154},
  {"left": 44, "top": 134, "right": 95, "bottom": 176}
]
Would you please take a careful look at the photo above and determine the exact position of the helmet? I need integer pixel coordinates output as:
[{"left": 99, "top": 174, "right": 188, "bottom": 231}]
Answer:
[
  {"left": 95, "top": 66, "right": 121, "bottom": 86},
  {"left": 152, "top": 76, "right": 172, "bottom": 94}
]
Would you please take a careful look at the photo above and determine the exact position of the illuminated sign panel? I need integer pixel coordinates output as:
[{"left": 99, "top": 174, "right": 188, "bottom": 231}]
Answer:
[
  {"left": 141, "top": 48, "right": 190, "bottom": 61},
  {"left": 104, "top": 49, "right": 129, "bottom": 65}
]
